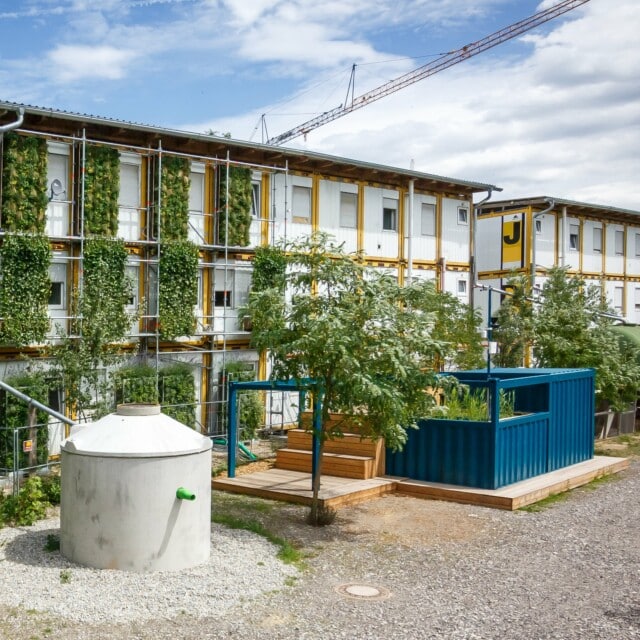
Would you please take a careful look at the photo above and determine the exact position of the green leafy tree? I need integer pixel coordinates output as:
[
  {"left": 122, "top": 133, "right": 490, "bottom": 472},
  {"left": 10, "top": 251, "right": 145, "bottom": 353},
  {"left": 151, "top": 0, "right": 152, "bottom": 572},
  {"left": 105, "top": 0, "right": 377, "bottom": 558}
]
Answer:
[
  {"left": 403, "top": 279, "right": 484, "bottom": 371},
  {"left": 533, "top": 267, "right": 640, "bottom": 411},
  {"left": 493, "top": 273, "right": 535, "bottom": 367},
  {"left": 245, "top": 233, "right": 442, "bottom": 523}
]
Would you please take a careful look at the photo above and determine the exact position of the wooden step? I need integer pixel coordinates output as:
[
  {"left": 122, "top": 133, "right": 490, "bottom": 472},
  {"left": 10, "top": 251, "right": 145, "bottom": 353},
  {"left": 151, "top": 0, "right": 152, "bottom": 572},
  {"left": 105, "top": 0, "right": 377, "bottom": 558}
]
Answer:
[
  {"left": 286, "top": 429, "right": 378, "bottom": 456},
  {"left": 275, "top": 448, "right": 377, "bottom": 479}
]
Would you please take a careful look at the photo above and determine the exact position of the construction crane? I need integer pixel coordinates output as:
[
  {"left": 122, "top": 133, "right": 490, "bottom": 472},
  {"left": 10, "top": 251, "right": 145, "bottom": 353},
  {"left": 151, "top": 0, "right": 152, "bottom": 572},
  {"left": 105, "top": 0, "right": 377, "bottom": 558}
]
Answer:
[{"left": 266, "top": 0, "right": 590, "bottom": 146}]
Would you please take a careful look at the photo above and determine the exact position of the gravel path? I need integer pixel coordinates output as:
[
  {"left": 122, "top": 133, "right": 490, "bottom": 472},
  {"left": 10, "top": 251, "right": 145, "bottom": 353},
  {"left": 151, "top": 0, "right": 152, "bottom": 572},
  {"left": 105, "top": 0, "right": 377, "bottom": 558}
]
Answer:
[{"left": 1, "top": 461, "right": 640, "bottom": 639}]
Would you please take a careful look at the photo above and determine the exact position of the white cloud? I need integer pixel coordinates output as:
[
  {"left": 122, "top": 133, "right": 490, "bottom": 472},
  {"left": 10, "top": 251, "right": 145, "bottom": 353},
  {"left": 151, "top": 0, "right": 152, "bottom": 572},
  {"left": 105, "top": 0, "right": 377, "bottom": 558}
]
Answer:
[{"left": 48, "top": 45, "right": 137, "bottom": 81}]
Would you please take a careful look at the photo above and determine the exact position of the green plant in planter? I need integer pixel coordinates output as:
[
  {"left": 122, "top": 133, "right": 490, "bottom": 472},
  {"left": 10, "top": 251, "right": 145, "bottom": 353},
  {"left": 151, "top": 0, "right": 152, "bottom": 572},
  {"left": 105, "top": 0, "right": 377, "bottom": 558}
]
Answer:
[
  {"left": 433, "top": 381, "right": 515, "bottom": 421},
  {"left": 158, "top": 156, "right": 190, "bottom": 242},
  {"left": 83, "top": 145, "right": 120, "bottom": 236},
  {"left": 0, "top": 233, "right": 51, "bottom": 346},
  {"left": 0, "top": 371, "right": 50, "bottom": 472},
  {"left": 160, "top": 363, "right": 196, "bottom": 428},
  {"left": 158, "top": 239, "right": 199, "bottom": 339},
  {"left": 218, "top": 166, "right": 252, "bottom": 247},
  {"left": 1, "top": 133, "right": 48, "bottom": 232}
]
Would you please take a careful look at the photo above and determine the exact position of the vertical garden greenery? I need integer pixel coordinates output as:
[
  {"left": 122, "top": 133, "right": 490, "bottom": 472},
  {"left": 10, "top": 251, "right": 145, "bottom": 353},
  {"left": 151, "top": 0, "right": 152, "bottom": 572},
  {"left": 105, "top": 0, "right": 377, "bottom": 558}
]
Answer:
[
  {"left": 0, "top": 234, "right": 51, "bottom": 346},
  {"left": 114, "top": 362, "right": 196, "bottom": 428},
  {"left": 159, "top": 239, "right": 199, "bottom": 339},
  {"left": 218, "top": 166, "right": 252, "bottom": 246},
  {"left": 0, "top": 371, "right": 49, "bottom": 470},
  {"left": 0, "top": 133, "right": 48, "bottom": 233},
  {"left": 158, "top": 156, "right": 190, "bottom": 241},
  {"left": 54, "top": 237, "right": 133, "bottom": 419},
  {"left": 83, "top": 145, "right": 120, "bottom": 236}
]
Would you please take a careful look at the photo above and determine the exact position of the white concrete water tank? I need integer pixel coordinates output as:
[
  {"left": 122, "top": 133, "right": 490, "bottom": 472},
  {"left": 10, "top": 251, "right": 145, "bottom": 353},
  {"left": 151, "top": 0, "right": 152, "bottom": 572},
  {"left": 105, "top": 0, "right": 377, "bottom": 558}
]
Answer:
[{"left": 60, "top": 404, "right": 212, "bottom": 572}]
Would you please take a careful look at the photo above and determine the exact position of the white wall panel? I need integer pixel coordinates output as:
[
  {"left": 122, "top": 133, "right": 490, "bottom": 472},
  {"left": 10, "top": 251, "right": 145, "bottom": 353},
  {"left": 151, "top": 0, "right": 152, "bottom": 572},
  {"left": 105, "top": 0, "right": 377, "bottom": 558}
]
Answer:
[
  {"left": 441, "top": 198, "right": 470, "bottom": 264},
  {"left": 363, "top": 186, "right": 399, "bottom": 259}
]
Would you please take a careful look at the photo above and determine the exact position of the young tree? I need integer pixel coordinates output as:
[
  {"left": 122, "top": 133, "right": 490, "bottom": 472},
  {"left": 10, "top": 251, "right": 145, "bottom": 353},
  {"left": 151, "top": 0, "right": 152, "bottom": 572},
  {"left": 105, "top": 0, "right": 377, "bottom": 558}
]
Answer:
[
  {"left": 403, "top": 279, "right": 484, "bottom": 371},
  {"left": 246, "top": 233, "right": 443, "bottom": 523},
  {"left": 533, "top": 266, "right": 640, "bottom": 411},
  {"left": 493, "top": 273, "right": 535, "bottom": 368}
]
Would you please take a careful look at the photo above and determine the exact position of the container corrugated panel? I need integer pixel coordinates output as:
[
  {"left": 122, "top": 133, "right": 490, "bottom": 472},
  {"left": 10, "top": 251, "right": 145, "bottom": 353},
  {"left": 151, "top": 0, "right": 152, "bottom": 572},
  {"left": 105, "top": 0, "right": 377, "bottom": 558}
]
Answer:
[
  {"left": 387, "top": 368, "right": 595, "bottom": 490},
  {"left": 386, "top": 419, "right": 495, "bottom": 488},
  {"left": 494, "top": 415, "right": 549, "bottom": 487},
  {"left": 547, "top": 372, "right": 595, "bottom": 471}
]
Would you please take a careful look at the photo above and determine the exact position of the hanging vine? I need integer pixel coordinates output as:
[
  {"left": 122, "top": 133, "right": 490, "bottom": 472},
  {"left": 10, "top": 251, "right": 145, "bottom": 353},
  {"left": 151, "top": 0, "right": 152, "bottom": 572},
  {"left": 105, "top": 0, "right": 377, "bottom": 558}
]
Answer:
[
  {"left": 158, "top": 239, "right": 199, "bottom": 339},
  {"left": 0, "top": 133, "right": 48, "bottom": 232},
  {"left": 0, "top": 233, "right": 51, "bottom": 346},
  {"left": 83, "top": 145, "right": 120, "bottom": 236},
  {"left": 217, "top": 165, "right": 252, "bottom": 246},
  {"left": 158, "top": 156, "right": 190, "bottom": 242}
]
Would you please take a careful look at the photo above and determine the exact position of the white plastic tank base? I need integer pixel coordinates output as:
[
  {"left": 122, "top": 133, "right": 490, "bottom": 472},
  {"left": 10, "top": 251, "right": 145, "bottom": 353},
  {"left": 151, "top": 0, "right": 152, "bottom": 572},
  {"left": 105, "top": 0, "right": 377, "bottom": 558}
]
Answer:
[{"left": 60, "top": 404, "right": 212, "bottom": 572}]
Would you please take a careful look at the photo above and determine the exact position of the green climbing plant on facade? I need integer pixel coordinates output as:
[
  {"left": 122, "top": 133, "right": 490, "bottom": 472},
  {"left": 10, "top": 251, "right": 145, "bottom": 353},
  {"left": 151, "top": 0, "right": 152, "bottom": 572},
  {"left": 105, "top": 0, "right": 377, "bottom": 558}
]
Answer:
[
  {"left": 158, "top": 155, "right": 191, "bottom": 241},
  {"left": 158, "top": 239, "right": 199, "bottom": 339},
  {"left": 54, "top": 237, "right": 133, "bottom": 419},
  {"left": 0, "top": 133, "right": 48, "bottom": 233},
  {"left": 218, "top": 165, "right": 252, "bottom": 246},
  {"left": 0, "top": 233, "right": 51, "bottom": 346},
  {"left": 83, "top": 145, "right": 120, "bottom": 236},
  {"left": 114, "top": 362, "right": 196, "bottom": 428}
]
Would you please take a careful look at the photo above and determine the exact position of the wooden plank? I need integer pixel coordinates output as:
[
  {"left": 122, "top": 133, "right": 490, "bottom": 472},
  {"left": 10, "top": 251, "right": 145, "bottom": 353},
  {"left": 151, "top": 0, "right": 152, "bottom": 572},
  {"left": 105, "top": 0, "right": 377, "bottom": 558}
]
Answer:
[{"left": 275, "top": 448, "right": 376, "bottom": 479}]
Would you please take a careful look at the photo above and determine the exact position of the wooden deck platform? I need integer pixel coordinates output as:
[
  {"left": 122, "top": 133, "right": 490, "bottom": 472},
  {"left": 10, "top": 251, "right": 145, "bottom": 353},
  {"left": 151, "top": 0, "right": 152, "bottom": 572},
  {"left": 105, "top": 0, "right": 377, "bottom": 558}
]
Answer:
[
  {"left": 213, "top": 468, "right": 397, "bottom": 508},
  {"left": 212, "top": 455, "right": 629, "bottom": 510}
]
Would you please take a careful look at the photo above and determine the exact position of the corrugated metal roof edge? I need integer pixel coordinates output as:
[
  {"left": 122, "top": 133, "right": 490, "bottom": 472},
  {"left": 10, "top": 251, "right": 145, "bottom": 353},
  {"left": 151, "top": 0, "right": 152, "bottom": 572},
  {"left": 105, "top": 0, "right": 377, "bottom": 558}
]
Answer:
[
  {"left": 480, "top": 195, "right": 640, "bottom": 218},
  {"left": 0, "top": 100, "right": 498, "bottom": 193}
]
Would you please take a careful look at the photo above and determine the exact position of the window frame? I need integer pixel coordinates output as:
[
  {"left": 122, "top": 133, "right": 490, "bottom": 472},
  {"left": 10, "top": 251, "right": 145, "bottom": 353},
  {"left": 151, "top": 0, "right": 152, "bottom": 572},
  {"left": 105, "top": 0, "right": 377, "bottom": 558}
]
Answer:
[
  {"left": 339, "top": 191, "right": 358, "bottom": 229},
  {"left": 420, "top": 202, "right": 436, "bottom": 237},
  {"left": 457, "top": 207, "right": 469, "bottom": 226},
  {"left": 593, "top": 227, "right": 602, "bottom": 254},
  {"left": 291, "top": 185, "right": 312, "bottom": 224},
  {"left": 615, "top": 229, "right": 624, "bottom": 256},
  {"left": 569, "top": 224, "right": 580, "bottom": 251},
  {"left": 382, "top": 197, "right": 398, "bottom": 232}
]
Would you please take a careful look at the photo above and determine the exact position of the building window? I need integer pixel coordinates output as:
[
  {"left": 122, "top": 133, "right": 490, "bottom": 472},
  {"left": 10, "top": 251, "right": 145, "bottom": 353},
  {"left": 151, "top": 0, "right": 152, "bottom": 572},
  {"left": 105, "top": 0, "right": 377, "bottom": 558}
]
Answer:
[
  {"left": 593, "top": 227, "right": 602, "bottom": 253},
  {"left": 125, "top": 265, "right": 139, "bottom": 310},
  {"left": 420, "top": 203, "right": 436, "bottom": 236},
  {"left": 635, "top": 233, "right": 640, "bottom": 257},
  {"left": 457, "top": 207, "right": 469, "bottom": 225},
  {"left": 292, "top": 185, "right": 311, "bottom": 223},
  {"left": 214, "top": 268, "right": 234, "bottom": 307},
  {"left": 251, "top": 182, "right": 261, "bottom": 218},
  {"left": 457, "top": 280, "right": 467, "bottom": 295},
  {"left": 118, "top": 153, "right": 142, "bottom": 241},
  {"left": 188, "top": 162, "right": 205, "bottom": 244},
  {"left": 614, "top": 286, "right": 624, "bottom": 313},
  {"left": 382, "top": 197, "right": 398, "bottom": 231},
  {"left": 635, "top": 287, "right": 640, "bottom": 311},
  {"left": 615, "top": 230, "right": 624, "bottom": 256},
  {"left": 569, "top": 224, "right": 580, "bottom": 251},
  {"left": 46, "top": 142, "right": 70, "bottom": 237},
  {"left": 535, "top": 219, "right": 543, "bottom": 234},
  {"left": 48, "top": 260, "right": 67, "bottom": 311},
  {"left": 339, "top": 191, "right": 357, "bottom": 229}
]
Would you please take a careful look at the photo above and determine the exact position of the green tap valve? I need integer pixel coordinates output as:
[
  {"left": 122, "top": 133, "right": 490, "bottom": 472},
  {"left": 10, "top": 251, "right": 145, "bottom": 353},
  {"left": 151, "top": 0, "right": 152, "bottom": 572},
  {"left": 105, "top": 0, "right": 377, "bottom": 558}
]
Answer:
[{"left": 176, "top": 487, "right": 196, "bottom": 501}]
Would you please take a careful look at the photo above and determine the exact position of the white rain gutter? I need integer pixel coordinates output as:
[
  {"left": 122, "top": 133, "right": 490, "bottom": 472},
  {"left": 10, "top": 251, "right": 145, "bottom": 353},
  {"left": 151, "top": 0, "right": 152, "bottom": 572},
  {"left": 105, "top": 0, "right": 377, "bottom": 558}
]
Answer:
[
  {"left": 531, "top": 198, "right": 555, "bottom": 280},
  {"left": 0, "top": 107, "right": 24, "bottom": 134},
  {"left": 406, "top": 178, "right": 415, "bottom": 286}
]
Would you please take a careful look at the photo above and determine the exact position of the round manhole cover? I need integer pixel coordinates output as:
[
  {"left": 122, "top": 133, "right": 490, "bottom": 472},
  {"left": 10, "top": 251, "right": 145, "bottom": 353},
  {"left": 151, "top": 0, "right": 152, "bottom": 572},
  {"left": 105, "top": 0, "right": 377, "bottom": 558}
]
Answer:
[{"left": 335, "top": 583, "right": 391, "bottom": 601}]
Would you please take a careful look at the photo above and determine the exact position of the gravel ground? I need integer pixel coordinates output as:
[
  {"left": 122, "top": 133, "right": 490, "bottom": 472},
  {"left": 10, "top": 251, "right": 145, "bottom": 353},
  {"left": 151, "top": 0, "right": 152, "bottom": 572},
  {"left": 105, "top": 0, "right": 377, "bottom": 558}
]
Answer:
[{"left": 1, "top": 460, "right": 640, "bottom": 639}]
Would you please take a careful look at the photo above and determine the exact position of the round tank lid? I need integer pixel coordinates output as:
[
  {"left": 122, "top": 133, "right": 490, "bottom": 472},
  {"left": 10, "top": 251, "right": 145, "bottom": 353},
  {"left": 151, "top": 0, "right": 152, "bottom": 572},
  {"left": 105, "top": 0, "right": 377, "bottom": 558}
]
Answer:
[{"left": 61, "top": 404, "right": 212, "bottom": 458}]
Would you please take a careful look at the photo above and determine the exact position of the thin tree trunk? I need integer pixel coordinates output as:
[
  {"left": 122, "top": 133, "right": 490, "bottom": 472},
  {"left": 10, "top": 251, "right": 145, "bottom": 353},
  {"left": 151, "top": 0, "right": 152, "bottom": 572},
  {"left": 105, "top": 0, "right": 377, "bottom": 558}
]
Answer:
[{"left": 309, "top": 436, "right": 325, "bottom": 524}]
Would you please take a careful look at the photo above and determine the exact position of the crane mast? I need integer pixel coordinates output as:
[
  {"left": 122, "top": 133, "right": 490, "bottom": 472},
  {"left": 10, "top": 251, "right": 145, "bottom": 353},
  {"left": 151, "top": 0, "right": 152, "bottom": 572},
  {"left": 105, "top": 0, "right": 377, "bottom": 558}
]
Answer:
[{"left": 267, "top": 0, "right": 590, "bottom": 146}]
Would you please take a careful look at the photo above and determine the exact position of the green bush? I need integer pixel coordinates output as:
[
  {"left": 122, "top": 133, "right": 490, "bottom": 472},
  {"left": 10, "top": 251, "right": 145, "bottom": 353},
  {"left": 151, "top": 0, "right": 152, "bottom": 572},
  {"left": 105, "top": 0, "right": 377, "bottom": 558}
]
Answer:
[
  {"left": 0, "top": 372, "right": 50, "bottom": 471},
  {"left": 1, "top": 477, "right": 49, "bottom": 527},
  {"left": 114, "top": 364, "right": 158, "bottom": 405},
  {"left": 158, "top": 156, "right": 190, "bottom": 242},
  {"left": 159, "top": 363, "right": 196, "bottom": 428}
]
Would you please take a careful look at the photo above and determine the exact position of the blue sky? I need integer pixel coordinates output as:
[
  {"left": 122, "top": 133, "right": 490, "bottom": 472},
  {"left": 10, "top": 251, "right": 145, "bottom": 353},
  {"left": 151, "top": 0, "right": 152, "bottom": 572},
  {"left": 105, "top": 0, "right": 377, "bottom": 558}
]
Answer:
[{"left": 1, "top": 1, "right": 639, "bottom": 209}]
